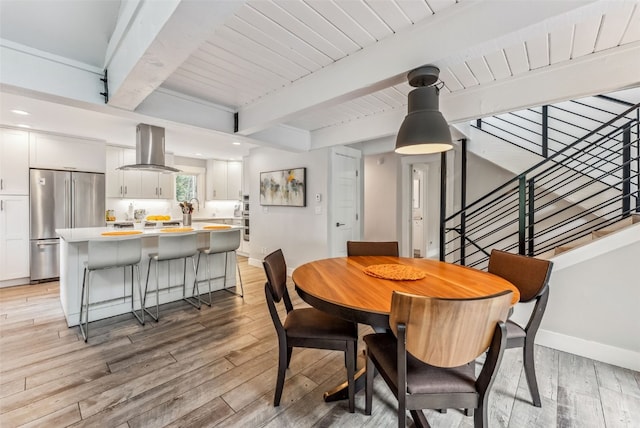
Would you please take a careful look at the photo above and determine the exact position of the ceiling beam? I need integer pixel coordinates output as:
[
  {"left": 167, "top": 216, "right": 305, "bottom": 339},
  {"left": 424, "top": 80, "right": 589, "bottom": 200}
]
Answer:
[
  {"left": 106, "top": 0, "right": 246, "bottom": 111},
  {"left": 310, "top": 42, "right": 640, "bottom": 150},
  {"left": 236, "top": 0, "right": 597, "bottom": 136}
]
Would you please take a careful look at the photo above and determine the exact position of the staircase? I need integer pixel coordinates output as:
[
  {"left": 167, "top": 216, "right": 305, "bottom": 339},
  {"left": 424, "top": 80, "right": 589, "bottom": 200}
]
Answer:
[{"left": 442, "top": 94, "right": 640, "bottom": 269}]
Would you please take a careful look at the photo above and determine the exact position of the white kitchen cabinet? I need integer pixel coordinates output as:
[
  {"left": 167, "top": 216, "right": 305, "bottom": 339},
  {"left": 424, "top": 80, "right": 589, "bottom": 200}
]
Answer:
[
  {"left": 0, "top": 195, "right": 29, "bottom": 280},
  {"left": 107, "top": 146, "right": 173, "bottom": 199},
  {"left": 206, "top": 159, "right": 242, "bottom": 200},
  {"left": 106, "top": 146, "right": 142, "bottom": 199},
  {"left": 0, "top": 128, "right": 29, "bottom": 195},
  {"left": 30, "top": 132, "right": 105, "bottom": 173},
  {"left": 227, "top": 161, "right": 243, "bottom": 200}
]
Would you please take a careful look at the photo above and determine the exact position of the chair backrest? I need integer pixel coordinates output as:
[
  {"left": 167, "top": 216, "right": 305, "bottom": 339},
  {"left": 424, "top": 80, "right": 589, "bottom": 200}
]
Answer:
[
  {"left": 88, "top": 237, "right": 142, "bottom": 270},
  {"left": 263, "top": 249, "right": 288, "bottom": 304},
  {"left": 208, "top": 229, "right": 241, "bottom": 253},
  {"left": 389, "top": 290, "right": 513, "bottom": 368},
  {"left": 157, "top": 232, "right": 198, "bottom": 261},
  {"left": 347, "top": 241, "right": 399, "bottom": 257},
  {"left": 488, "top": 249, "right": 553, "bottom": 302}
]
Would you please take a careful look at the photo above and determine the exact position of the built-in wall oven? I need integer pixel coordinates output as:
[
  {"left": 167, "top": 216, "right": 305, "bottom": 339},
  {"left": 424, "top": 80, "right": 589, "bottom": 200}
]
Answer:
[{"left": 242, "top": 194, "right": 249, "bottom": 241}]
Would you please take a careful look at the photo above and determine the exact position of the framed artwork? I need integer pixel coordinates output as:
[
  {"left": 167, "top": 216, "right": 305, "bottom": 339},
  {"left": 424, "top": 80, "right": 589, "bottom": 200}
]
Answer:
[{"left": 260, "top": 168, "right": 306, "bottom": 207}]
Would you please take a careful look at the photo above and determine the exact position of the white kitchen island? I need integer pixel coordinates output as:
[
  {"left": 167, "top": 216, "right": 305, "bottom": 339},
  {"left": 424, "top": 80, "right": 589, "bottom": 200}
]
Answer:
[{"left": 56, "top": 224, "right": 243, "bottom": 327}]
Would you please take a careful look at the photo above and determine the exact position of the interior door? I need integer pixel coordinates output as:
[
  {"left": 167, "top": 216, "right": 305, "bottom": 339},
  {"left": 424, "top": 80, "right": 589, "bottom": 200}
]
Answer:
[{"left": 330, "top": 147, "right": 361, "bottom": 257}]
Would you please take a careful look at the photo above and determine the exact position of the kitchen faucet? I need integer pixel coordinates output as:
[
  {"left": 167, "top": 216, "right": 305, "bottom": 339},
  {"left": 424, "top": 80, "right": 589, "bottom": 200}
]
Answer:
[{"left": 189, "top": 198, "right": 200, "bottom": 212}]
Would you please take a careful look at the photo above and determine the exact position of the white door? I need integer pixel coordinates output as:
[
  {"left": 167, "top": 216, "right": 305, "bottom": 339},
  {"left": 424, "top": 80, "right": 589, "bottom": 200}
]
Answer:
[{"left": 330, "top": 147, "right": 361, "bottom": 257}]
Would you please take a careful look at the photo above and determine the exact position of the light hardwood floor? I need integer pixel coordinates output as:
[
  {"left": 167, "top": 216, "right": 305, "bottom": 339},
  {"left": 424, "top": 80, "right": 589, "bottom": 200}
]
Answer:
[{"left": 1, "top": 257, "right": 639, "bottom": 427}]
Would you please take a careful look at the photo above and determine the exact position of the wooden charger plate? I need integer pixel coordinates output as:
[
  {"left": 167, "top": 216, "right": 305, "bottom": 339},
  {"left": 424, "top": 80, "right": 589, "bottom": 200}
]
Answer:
[
  {"left": 363, "top": 264, "right": 427, "bottom": 281},
  {"left": 160, "top": 227, "right": 194, "bottom": 233},
  {"left": 203, "top": 225, "right": 231, "bottom": 230}
]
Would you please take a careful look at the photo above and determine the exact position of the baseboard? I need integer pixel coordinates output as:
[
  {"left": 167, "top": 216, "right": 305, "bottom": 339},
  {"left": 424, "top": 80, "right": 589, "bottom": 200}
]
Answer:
[
  {"left": 536, "top": 329, "right": 640, "bottom": 371},
  {"left": 0, "top": 277, "right": 30, "bottom": 288}
]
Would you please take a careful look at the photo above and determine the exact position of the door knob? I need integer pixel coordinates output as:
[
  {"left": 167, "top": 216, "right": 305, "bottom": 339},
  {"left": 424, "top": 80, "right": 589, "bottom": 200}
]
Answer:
[{"left": 336, "top": 222, "right": 345, "bottom": 227}]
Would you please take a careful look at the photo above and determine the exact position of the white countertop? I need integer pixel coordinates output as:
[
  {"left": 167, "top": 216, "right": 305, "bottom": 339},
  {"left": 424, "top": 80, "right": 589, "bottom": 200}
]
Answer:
[{"left": 56, "top": 223, "right": 243, "bottom": 243}]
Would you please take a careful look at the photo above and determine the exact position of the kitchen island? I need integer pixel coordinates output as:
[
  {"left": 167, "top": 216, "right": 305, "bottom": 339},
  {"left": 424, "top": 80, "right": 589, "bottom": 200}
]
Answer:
[{"left": 56, "top": 224, "right": 243, "bottom": 327}]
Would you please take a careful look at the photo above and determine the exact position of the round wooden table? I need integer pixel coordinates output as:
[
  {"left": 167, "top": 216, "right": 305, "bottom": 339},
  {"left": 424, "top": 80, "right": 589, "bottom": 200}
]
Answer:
[
  {"left": 293, "top": 256, "right": 520, "bottom": 330},
  {"left": 292, "top": 256, "right": 519, "bottom": 405}
]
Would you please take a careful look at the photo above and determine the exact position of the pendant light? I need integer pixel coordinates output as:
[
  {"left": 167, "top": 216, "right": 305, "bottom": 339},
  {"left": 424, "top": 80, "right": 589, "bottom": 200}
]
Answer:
[{"left": 395, "top": 65, "right": 453, "bottom": 155}]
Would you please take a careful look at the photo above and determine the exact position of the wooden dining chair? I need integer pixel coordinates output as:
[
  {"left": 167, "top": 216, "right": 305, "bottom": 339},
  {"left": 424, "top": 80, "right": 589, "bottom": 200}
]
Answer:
[
  {"left": 263, "top": 249, "right": 358, "bottom": 412},
  {"left": 364, "top": 290, "right": 513, "bottom": 428},
  {"left": 488, "top": 249, "right": 553, "bottom": 407},
  {"left": 347, "top": 240, "right": 399, "bottom": 257}
]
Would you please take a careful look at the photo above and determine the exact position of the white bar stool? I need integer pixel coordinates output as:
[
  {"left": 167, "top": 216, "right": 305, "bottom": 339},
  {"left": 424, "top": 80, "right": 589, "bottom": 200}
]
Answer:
[
  {"left": 195, "top": 229, "right": 244, "bottom": 306},
  {"left": 79, "top": 236, "right": 144, "bottom": 342},
  {"left": 143, "top": 232, "right": 200, "bottom": 322}
]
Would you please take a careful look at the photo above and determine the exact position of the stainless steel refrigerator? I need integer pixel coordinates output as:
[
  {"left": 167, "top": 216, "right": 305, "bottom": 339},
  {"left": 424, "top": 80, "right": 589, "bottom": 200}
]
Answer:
[{"left": 30, "top": 169, "right": 105, "bottom": 281}]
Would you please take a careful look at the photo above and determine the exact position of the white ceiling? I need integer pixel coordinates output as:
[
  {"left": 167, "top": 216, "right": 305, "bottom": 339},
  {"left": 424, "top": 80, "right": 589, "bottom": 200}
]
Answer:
[{"left": 0, "top": 0, "right": 638, "bottom": 159}]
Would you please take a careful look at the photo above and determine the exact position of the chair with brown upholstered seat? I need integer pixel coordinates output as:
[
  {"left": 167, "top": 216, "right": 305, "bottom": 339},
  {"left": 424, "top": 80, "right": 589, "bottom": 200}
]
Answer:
[
  {"left": 487, "top": 249, "right": 553, "bottom": 407},
  {"left": 364, "top": 290, "right": 513, "bottom": 428},
  {"left": 347, "top": 240, "right": 399, "bottom": 257},
  {"left": 263, "top": 249, "right": 358, "bottom": 412}
]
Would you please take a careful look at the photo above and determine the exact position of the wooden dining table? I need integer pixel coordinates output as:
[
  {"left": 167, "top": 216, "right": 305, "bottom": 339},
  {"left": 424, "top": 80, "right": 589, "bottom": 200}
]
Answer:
[{"left": 291, "top": 255, "right": 519, "bottom": 404}]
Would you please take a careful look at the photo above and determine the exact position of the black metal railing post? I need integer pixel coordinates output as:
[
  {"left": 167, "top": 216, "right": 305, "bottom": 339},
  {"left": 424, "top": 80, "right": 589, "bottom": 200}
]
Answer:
[
  {"left": 542, "top": 105, "right": 549, "bottom": 158},
  {"left": 622, "top": 122, "right": 631, "bottom": 215},
  {"left": 439, "top": 151, "right": 447, "bottom": 262},
  {"left": 518, "top": 176, "right": 526, "bottom": 255},
  {"left": 527, "top": 177, "right": 535, "bottom": 256},
  {"left": 460, "top": 139, "right": 467, "bottom": 265}
]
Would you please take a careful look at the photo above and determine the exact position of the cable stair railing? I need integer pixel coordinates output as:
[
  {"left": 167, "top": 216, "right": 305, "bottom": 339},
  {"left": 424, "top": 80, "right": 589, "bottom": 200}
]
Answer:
[{"left": 442, "top": 101, "right": 640, "bottom": 270}]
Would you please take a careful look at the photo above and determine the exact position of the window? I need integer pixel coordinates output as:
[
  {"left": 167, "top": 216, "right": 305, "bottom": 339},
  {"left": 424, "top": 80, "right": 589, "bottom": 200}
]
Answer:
[{"left": 175, "top": 174, "right": 198, "bottom": 202}]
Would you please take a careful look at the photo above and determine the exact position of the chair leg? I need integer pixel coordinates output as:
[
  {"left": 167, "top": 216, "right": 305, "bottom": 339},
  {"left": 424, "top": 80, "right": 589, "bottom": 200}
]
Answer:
[
  {"left": 235, "top": 251, "right": 244, "bottom": 297},
  {"left": 286, "top": 346, "right": 293, "bottom": 368},
  {"left": 182, "top": 256, "right": 201, "bottom": 310},
  {"left": 143, "top": 259, "right": 159, "bottom": 322},
  {"left": 365, "top": 352, "right": 374, "bottom": 415},
  {"left": 474, "top": 401, "right": 487, "bottom": 428},
  {"left": 79, "top": 267, "right": 88, "bottom": 342},
  {"left": 274, "top": 342, "right": 288, "bottom": 406},
  {"left": 346, "top": 340, "right": 355, "bottom": 413},
  {"left": 523, "top": 339, "right": 541, "bottom": 407},
  {"left": 131, "top": 264, "right": 144, "bottom": 325}
]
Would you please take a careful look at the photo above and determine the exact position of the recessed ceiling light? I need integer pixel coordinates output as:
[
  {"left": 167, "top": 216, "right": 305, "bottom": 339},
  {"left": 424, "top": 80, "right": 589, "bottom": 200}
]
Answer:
[
  {"left": 195, "top": 153, "right": 203, "bottom": 156},
  {"left": 11, "top": 109, "right": 30, "bottom": 116},
  {"left": 16, "top": 124, "right": 31, "bottom": 128},
  {"left": 232, "top": 142, "right": 241, "bottom": 145}
]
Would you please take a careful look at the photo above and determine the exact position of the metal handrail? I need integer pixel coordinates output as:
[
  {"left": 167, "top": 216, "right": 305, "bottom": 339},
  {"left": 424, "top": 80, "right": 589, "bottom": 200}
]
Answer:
[{"left": 444, "top": 100, "right": 639, "bottom": 268}]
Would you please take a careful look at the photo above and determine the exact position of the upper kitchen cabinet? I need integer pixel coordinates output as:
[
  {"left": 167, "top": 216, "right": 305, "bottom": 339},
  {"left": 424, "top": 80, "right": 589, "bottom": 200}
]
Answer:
[
  {"left": 106, "top": 146, "right": 142, "bottom": 199},
  {"left": 106, "top": 146, "right": 174, "bottom": 199},
  {"left": 30, "top": 132, "right": 105, "bottom": 173},
  {"left": 0, "top": 128, "right": 29, "bottom": 195},
  {"left": 206, "top": 159, "right": 242, "bottom": 200}
]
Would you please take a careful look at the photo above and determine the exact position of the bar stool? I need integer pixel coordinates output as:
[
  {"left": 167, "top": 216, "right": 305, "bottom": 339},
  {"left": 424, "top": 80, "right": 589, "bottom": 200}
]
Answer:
[
  {"left": 79, "top": 236, "right": 144, "bottom": 342},
  {"left": 143, "top": 232, "right": 200, "bottom": 322},
  {"left": 195, "top": 229, "right": 244, "bottom": 306}
]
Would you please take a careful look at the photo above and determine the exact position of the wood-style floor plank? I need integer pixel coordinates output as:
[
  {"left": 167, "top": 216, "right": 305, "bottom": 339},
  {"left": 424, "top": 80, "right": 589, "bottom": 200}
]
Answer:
[{"left": 1, "top": 257, "right": 637, "bottom": 427}]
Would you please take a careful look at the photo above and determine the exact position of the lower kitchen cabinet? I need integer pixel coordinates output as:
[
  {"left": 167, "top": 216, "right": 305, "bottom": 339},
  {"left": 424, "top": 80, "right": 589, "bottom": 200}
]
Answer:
[{"left": 0, "top": 195, "right": 29, "bottom": 281}]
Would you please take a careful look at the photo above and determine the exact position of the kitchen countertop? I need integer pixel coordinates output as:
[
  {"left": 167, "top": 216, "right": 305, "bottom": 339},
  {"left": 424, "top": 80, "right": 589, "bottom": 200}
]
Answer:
[{"left": 56, "top": 223, "right": 243, "bottom": 243}]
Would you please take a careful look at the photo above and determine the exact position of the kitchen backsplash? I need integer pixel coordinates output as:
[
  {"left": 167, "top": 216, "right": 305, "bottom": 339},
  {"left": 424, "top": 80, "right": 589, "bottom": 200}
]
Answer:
[{"left": 106, "top": 198, "right": 241, "bottom": 221}]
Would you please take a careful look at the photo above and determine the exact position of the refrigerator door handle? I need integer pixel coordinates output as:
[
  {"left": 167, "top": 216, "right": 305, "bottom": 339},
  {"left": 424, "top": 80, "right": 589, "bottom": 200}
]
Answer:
[
  {"left": 37, "top": 241, "right": 59, "bottom": 247},
  {"left": 72, "top": 178, "right": 76, "bottom": 227},
  {"left": 64, "top": 179, "right": 70, "bottom": 228}
]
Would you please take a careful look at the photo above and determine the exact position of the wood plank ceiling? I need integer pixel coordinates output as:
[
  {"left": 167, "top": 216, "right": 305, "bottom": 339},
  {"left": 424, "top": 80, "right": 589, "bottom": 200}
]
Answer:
[{"left": 161, "top": 0, "right": 640, "bottom": 133}]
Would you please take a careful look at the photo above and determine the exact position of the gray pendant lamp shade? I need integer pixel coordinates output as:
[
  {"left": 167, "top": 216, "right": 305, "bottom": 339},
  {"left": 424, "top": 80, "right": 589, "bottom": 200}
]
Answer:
[{"left": 395, "top": 66, "right": 453, "bottom": 155}]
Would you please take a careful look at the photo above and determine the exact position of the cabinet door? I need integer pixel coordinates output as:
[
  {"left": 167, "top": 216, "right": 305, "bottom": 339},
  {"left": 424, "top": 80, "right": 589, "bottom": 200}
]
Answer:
[
  {"left": 227, "top": 161, "right": 242, "bottom": 200},
  {"left": 158, "top": 172, "right": 173, "bottom": 199},
  {"left": 140, "top": 171, "right": 160, "bottom": 198},
  {"left": 105, "top": 146, "right": 124, "bottom": 198},
  {"left": 30, "top": 133, "right": 105, "bottom": 172},
  {"left": 0, "top": 195, "right": 29, "bottom": 280},
  {"left": 0, "top": 129, "right": 29, "bottom": 195},
  {"left": 121, "top": 149, "right": 142, "bottom": 199},
  {"left": 209, "top": 160, "right": 228, "bottom": 200}
]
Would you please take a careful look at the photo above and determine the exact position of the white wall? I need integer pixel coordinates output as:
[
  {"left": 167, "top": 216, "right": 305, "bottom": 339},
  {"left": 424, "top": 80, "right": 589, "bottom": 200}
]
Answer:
[
  {"left": 363, "top": 153, "right": 401, "bottom": 241},
  {"left": 247, "top": 146, "right": 330, "bottom": 270}
]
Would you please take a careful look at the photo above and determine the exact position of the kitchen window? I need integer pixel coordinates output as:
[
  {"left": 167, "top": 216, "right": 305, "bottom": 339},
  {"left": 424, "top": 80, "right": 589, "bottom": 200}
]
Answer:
[{"left": 174, "top": 165, "right": 205, "bottom": 204}]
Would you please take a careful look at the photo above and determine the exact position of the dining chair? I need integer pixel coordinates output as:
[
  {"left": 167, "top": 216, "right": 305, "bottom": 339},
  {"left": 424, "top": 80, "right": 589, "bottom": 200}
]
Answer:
[
  {"left": 263, "top": 249, "right": 358, "bottom": 412},
  {"left": 346, "top": 240, "right": 399, "bottom": 257},
  {"left": 364, "top": 290, "right": 513, "bottom": 428},
  {"left": 487, "top": 249, "right": 553, "bottom": 407},
  {"left": 79, "top": 236, "right": 144, "bottom": 342}
]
